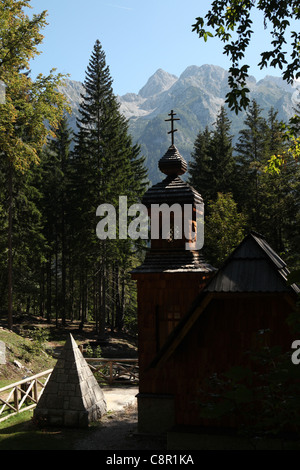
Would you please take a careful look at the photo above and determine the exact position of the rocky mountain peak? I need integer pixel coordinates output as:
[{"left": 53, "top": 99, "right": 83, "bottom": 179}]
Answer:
[
  {"left": 59, "top": 65, "right": 297, "bottom": 184},
  {"left": 138, "top": 68, "right": 178, "bottom": 98}
]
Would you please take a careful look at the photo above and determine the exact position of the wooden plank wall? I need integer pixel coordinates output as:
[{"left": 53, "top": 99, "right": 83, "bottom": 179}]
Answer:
[
  {"left": 141, "top": 294, "right": 297, "bottom": 427},
  {"left": 135, "top": 272, "right": 209, "bottom": 377}
]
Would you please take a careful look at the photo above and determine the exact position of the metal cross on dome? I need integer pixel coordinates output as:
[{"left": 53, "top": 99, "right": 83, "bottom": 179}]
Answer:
[{"left": 165, "top": 110, "right": 180, "bottom": 146}]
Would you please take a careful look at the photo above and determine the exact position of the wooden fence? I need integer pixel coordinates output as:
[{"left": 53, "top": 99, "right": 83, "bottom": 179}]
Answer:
[
  {"left": 0, "top": 369, "right": 53, "bottom": 423},
  {"left": 0, "top": 358, "right": 139, "bottom": 422},
  {"left": 86, "top": 358, "right": 139, "bottom": 385}
]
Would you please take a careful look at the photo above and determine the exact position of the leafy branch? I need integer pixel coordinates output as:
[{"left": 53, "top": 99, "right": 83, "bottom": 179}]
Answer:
[{"left": 192, "top": 0, "right": 300, "bottom": 113}]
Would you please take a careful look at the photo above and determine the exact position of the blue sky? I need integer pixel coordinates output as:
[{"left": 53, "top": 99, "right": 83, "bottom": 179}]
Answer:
[{"left": 27, "top": 0, "right": 298, "bottom": 96}]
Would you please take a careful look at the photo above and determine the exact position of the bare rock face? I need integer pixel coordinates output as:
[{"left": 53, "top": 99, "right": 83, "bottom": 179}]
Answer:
[
  {"left": 138, "top": 68, "right": 178, "bottom": 99},
  {"left": 34, "top": 334, "right": 107, "bottom": 428}
]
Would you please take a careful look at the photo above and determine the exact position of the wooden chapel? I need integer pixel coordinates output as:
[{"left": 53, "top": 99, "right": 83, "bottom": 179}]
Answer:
[{"left": 131, "top": 111, "right": 299, "bottom": 441}]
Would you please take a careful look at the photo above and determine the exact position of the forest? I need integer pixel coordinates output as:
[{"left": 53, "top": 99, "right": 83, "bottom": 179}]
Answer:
[
  {"left": 0, "top": 0, "right": 299, "bottom": 336},
  {"left": 189, "top": 103, "right": 300, "bottom": 270}
]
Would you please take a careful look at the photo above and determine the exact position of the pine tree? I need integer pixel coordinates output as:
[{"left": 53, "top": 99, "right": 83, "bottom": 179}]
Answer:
[
  {"left": 188, "top": 107, "right": 236, "bottom": 205},
  {"left": 188, "top": 126, "right": 213, "bottom": 199},
  {"left": 234, "top": 99, "right": 269, "bottom": 230},
  {"left": 38, "top": 115, "right": 73, "bottom": 325},
  {"left": 71, "top": 39, "right": 147, "bottom": 335},
  {"left": 0, "top": 157, "right": 46, "bottom": 316},
  {"left": 209, "top": 106, "right": 236, "bottom": 197},
  {"left": 258, "top": 108, "right": 289, "bottom": 251}
]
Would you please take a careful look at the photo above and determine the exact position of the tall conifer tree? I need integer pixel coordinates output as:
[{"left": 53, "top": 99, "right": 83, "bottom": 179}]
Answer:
[
  {"left": 234, "top": 100, "right": 269, "bottom": 230},
  {"left": 188, "top": 106, "right": 236, "bottom": 204},
  {"left": 209, "top": 106, "right": 235, "bottom": 198},
  {"left": 71, "top": 39, "right": 147, "bottom": 334},
  {"left": 188, "top": 126, "right": 213, "bottom": 199},
  {"left": 38, "top": 115, "right": 73, "bottom": 325}
]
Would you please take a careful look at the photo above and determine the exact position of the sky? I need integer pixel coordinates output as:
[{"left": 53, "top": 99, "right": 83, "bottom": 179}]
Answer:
[{"left": 27, "top": 0, "right": 299, "bottom": 97}]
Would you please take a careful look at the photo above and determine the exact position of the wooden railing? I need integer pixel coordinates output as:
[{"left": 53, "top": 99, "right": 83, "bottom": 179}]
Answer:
[
  {"left": 0, "top": 369, "right": 53, "bottom": 423},
  {"left": 86, "top": 358, "right": 139, "bottom": 385},
  {"left": 0, "top": 358, "right": 139, "bottom": 423}
]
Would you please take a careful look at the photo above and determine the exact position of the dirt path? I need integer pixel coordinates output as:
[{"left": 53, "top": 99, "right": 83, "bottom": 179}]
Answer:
[
  {"left": 104, "top": 386, "right": 139, "bottom": 412},
  {"left": 75, "top": 404, "right": 166, "bottom": 450},
  {"left": 75, "top": 386, "right": 166, "bottom": 450}
]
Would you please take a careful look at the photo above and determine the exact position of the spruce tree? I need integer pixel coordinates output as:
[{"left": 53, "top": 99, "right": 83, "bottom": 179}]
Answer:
[
  {"left": 38, "top": 115, "right": 73, "bottom": 325},
  {"left": 234, "top": 99, "right": 269, "bottom": 230},
  {"left": 188, "top": 126, "right": 213, "bottom": 199},
  {"left": 259, "top": 108, "right": 289, "bottom": 251},
  {"left": 209, "top": 106, "right": 236, "bottom": 198},
  {"left": 71, "top": 39, "right": 147, "bottom": 334},
  {"left": 0, "top": 157, "right": 46, "bottom": 316},
  {"left": 188, "top": 107, "right": 236, "bottom": 205}
]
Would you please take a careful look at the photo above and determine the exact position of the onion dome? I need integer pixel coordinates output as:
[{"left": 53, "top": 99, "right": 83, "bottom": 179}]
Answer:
[
  {"left": 142, "top": 110, "right": 202, "bottom": 208},
  {"left": 158, "top": 144, "right": 188, "bottom": 176}
]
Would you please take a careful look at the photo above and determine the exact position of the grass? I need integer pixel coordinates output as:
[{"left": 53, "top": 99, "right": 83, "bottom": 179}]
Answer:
[
  {"left": 0, "top": 328, "right": 56, "bottom": 388},
  {"left": 0, "top": 410, "right": 102, "bottom": 450}
]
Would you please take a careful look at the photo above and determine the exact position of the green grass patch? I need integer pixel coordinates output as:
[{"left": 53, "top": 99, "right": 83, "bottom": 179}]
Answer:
[
  {"left": 0, "top": 410, "right": 100, "bottom": 450},
  {"left": 0, "top": 328, "right": 56, "bottom": 386}
]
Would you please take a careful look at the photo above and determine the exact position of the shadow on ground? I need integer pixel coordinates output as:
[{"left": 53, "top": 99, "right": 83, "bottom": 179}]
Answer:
[{"left": 75, "top": 405, "right": 166, "bottom": 450}]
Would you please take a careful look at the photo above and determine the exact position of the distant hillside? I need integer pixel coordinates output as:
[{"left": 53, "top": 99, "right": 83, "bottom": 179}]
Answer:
[{"left": 59, "top": 65, "right": 298, "bottom": 184}]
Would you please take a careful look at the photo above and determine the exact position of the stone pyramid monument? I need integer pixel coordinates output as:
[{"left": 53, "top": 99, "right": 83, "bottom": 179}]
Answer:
[{"left": 34, "top": 333, "right": 107, "bottom": 427}]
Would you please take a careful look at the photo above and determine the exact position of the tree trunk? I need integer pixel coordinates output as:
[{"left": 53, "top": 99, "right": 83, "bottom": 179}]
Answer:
[
  {"left": 61, "top": 211, "right": 66, "bottom": 325},
  {"left": 40, "top": 266, "right": 45, "bottom": 318},
  {"left": 98, "top": 259, "right": 106, "bottom": 340},
  {"left": 7, "top": 162, "right": 13, "bottom": 330},
  {"left": 115, "top": 267, "right": 125, "bottom": 331},
  {"left": 55, "top": 235, "right": 59, "bottom": 328},
  {"left": 119, "top": 273, "right": 126, "bottom": 331},
  {"left": 46, "top": 255, "right": 52, "bottom": 323}
]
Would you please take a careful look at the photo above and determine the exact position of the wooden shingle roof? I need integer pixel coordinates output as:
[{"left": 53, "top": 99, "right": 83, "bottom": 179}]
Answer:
[
  {"left": 149, "top": 232, "right": 300, "bottom": 368},
  {"left": 132, "top": 248, "right": 214, "bottom": 274},
  {"left": 158, "top": 144, "right": 188, "bottom": 176},
  {"left": 205, "top": 232, "right": 300, "bottom": 294},
  {"left": 142, "top": 174, "right": 203, "bottom": 207}
]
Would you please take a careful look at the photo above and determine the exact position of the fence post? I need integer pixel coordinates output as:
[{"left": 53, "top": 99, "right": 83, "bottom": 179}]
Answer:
[
  {"left": 33, "top": 379, "right": 38, "bottom": 403},
  {"left": 13, "top": 387, "right": 19, "bottom": 412},
  {"left": 109, "top": 361, "right": 113, "bottom": 385}
]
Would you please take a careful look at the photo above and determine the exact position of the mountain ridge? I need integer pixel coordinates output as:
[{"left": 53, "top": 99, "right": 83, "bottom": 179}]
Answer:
[{"left": 59, "top": 64, "right": 298, "bottom": 183}]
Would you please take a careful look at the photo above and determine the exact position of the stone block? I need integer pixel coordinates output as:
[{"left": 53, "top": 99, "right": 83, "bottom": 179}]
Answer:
[
  {"left": 64, "top": 410, "right": 79, "bottom": 427},
  {"left": 70, "top": 396, "right": 84, "bottom": 411},
  {"left": 49, "top": 414, "right": 64, "bottom": 426}
]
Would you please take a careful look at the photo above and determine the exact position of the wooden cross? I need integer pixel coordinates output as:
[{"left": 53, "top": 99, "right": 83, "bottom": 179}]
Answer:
[{"left": 165, "top": 110, "right": 180, "bottom": 146}]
